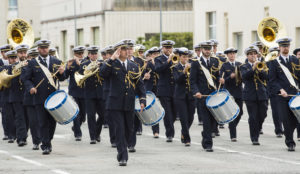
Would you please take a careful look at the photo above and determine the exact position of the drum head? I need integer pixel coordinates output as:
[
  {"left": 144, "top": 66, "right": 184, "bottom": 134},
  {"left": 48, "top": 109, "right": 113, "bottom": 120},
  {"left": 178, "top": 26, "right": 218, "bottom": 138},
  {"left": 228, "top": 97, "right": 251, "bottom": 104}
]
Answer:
[
  {"left": 206, "top": 90, "right": 228, "bottom": 108},
  {"left": 289, "top": 95, "right": 300, "bottom": 109},
  {"left": 45, "top": 90, "right": 67, "bottom": 110},
  {"left": 135, "top": 91, "right": 155, "bottom": 111}
]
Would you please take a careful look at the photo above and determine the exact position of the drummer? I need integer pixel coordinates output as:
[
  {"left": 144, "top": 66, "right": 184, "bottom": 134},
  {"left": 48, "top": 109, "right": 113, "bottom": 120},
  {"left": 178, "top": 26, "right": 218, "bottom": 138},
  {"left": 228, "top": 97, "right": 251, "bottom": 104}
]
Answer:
[
  {"left": 219, "top": 47, "right": 243, "bottom": 142},
  {"left": 240, "top": 45, "right": 268, "bottom": 146},
  {"left": 190, "top": 41, "right": 220, "bottom": 152},
  {"left": 269, "top": 38, "right": 300, "bottom": 151},
  {"left": 23, "top": 39, "right": 66, "bottom": 155},
  {"left": 100, "top": 40, "right": 146, "bottom": 166},
  {"left": 173, "top": 47, "right": 195, "bottom": 146}
]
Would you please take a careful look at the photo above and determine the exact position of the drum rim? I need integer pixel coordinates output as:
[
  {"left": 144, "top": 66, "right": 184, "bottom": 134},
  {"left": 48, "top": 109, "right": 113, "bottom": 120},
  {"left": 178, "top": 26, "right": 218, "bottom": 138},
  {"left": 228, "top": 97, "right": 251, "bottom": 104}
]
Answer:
[
  {"left": 289, "top": 94, "right": 300, "bottom": 110},
  {"left": 206, "top": 89, "right": 229, "bottom": 109},
  {"left": 135, "top": 91, "right": 156, "bottom": 112},
  {"left": 142, "top": 110, "right": 165, "bottom": 126},
  {"left": 218, "top": 107, "right": 240, "bottom": 124},
  {"left": 44, "top": 90, "right": 68, "bottom": 111},
  {"left": 58, "top": 108, "right": 79, "bottom": 125}
]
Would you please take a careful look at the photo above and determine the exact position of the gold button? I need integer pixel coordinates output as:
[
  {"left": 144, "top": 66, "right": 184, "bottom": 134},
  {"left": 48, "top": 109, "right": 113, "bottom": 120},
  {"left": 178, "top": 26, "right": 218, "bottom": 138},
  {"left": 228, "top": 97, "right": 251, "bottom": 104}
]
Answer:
[
  {"left": 126, "top": 86, "right": 128, "bottom": 89},
  {"left": 48, "top": 87, "right": 50, "bottom": 89}
]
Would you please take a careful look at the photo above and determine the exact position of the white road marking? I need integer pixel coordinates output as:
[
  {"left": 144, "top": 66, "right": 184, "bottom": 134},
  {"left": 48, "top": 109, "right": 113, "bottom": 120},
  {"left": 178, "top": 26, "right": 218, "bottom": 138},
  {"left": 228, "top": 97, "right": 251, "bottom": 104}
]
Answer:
[
  {"left": 0, "top": 150, "right": 70, "bottom": 174},
  {"left": 144, "top": 133, "right": 300, "bottom": 166}
]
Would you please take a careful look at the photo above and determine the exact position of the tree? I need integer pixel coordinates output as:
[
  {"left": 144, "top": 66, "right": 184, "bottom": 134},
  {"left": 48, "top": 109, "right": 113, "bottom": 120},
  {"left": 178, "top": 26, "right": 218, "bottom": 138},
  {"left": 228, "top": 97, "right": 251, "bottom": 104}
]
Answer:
[{"left": 136, "top": 32, "right": 193, "bottom": 50}]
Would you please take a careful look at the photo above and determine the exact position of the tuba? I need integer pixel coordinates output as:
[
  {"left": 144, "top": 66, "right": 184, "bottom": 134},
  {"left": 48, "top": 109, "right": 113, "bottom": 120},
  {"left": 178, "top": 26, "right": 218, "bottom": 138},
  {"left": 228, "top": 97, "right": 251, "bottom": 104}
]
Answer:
[
  {"left": 7, "top": 18, "right": 34, "bottom": 48},
  {"left": 257, "top": 17, "right": 286, "bottom": 57},
  {"left": 74, "top": 61, "right": 100, "bottom": 87}
]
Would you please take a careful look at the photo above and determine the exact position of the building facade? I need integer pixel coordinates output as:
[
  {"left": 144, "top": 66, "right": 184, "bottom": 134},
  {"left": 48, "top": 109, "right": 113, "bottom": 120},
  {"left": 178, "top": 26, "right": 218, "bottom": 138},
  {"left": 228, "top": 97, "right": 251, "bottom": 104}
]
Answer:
[
  {"left": 40, "top": 0, "right": 193, "bottom": 60},
  {"left": 194, "top": 0, "right": 300, "bottom": 59}
]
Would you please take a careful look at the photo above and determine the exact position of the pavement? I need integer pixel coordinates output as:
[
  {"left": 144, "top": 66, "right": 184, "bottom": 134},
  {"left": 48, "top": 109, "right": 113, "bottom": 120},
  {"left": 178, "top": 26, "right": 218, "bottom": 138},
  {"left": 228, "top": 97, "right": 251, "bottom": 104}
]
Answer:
[{"left": 1, "top": 101, "right": 300, "bottom": 174}]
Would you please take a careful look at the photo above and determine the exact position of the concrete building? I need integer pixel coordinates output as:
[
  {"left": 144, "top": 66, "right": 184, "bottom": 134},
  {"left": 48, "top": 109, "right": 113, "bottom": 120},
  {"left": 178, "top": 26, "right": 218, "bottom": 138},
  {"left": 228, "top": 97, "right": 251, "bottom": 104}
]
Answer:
[
  {"left": 194, "top": 0, "right": 300, "bottom": 59},
  {"left": 40, "top": 0, "right": 193, "bottom": 60},
  {"left": 0, "top": 0, "right": 41, "bottom": 46}
]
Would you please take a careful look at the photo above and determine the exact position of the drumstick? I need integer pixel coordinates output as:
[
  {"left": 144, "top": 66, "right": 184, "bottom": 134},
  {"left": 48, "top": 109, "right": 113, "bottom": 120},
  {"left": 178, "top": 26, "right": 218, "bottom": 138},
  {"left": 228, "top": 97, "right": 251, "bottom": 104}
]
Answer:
[
  {"left": 278, "top": 94, "right": 296, "bottom": 97},
  {"left": 142, "top": 69, "right": 152, "bottom": 80},
  {"left": 217, "top": 72, "right": 225, "bottom": 95},
  {"left": 35, "top": 78, "right": 45, "bottom": 89},
  {"left": 193, "top": 94, "right": 212, "bottom": 98}
]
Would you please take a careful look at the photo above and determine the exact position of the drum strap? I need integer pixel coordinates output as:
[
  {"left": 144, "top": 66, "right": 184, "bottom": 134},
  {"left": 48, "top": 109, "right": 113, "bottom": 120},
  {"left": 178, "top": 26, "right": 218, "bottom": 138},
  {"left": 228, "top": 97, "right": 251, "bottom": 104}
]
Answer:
[
  {"left": 197, "top": 59, "right": 216, "bottom": 89},
  {"left": 276, "top": 58, "right": 298, "bottom": 89},
  {"left": 35, "top": 57, "right": 57, "bottom": 89}
]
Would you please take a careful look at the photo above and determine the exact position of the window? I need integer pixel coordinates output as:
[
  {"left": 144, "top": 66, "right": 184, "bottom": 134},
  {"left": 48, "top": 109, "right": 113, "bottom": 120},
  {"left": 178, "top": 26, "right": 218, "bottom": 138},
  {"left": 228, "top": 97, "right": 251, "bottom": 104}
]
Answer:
[
  {"left": 8, "top": 0, "right": 18, "bottom": 18},
  {"left": 77, "top": 29, "right": 84, "bottom": 45},
  {"left": 207, "top": 12, "right": 216, "bottom": 39},
  {"left": 61, "top": 30, "right": 67, "bottom": 61},
  {"left": 233, "top": 32, "right": 243, "bottom": 56},
  {"left": 91, "top": 27, "right": 99, "bottom": 45},
  {"left": 296, "top": 28, "right": 300, "bottom": 47},
  {"left": 251, "top": 31, "right": 259, "bottom": 43}
]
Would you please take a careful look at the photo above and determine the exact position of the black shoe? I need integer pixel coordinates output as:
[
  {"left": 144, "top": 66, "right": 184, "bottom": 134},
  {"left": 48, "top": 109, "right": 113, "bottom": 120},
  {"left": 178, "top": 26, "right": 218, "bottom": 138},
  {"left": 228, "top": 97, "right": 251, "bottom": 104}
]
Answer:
[
  {"left": 166, "top": 137, "right": 173, "bottom": 142},
  {"left": 219, "top": 124, "right": 225, "bottom": 129},
  {"left": 276, "top": 133, "right": 283, "bottom": 138},
  {"left": 18, "top": 141, "right": 26, "bottom": 147},
  {"left": 32, "top": 144, "right": 39, "bottom": 150},
  {"left": 75, "top": 136, "right": 82, "bottom": 141},
  {"left": 211, "top": 133, "right": 216, "bottom": 138},
  {"left": 111, "top": 143, "right": 117, "bottom": 148},
  {"left": 42, "top": 148, "right": 50, "bottom": 155},
  {"left": 153, "top": 133, "right": 159, "bottom": 138},
  {"left": 96, "top": 136, "right": 101, "bottom": 142},
  {"left": 259, "top": 130, "right": 263, "bottom": 134},
  {"left": 90, "top": 140, "right": 96, "bottom": 144},
  {"left": 198, "top": 121, "right": 203, "bottom": 126},
  {"left": 2, "top": 135, "right": 8, "bottom": 140},
  {"left": 128, "top": 146, "right": 136, "bottom": 153},
  {"left": 231, "top": 138, "right": 237, "bottom": 142},
  {"left": 119, "top": 160, "right": 127, "bottom": 166},
  {"left": 252, "top": 141, "right": 260, "bottom": 145},
  {"left": 136, "top": 131, "right": 142, "bottom": 135},
  {"left": 205, "top": 147, "right": 214, "bottom": 152},
  {"left": 8, "top": 139, "right": 14, "bottom": 143},
  {"left": 185, "top": 142, "right": 191, "bottom": 147},
  {"left": 215, "top": 132, "right": 220, "bottom": 136},
  {"left": 103, "top": 124, "right": 109, "bottom": 128},
  {"left": 49, "top": 147, "right": 52, "bottom": 152},
  {"left": 288, "top": 145, "right": 295, "bottom": 152}
]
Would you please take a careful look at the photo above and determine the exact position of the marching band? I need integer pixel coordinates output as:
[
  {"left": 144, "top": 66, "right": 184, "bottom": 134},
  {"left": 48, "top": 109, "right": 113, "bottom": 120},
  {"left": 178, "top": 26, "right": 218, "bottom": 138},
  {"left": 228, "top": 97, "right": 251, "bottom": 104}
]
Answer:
[{"left": 2, "top": 17, "right": 300, "bottom": 167}]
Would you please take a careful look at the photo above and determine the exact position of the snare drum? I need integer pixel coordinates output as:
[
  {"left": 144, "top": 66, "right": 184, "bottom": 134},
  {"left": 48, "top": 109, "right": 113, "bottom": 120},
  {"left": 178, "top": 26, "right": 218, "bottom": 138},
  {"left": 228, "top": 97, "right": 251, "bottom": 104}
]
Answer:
[
  {"left": 44, "top": 90, "right": 79, "bottom": 125},
  {"left": 206, "top": 89, "right": 239, "bottom": 124},
  {"left": 135, "top": 91, "right": 165, "bottom": 126},
  {"left": 288, "top": 94, "right": 300, "bottom": 123}
]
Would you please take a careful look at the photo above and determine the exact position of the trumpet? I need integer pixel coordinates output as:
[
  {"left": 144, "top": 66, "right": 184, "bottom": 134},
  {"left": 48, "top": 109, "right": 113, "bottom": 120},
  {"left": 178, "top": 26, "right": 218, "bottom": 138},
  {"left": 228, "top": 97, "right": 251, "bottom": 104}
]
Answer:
[
  {"left": 170, "top": 53, "right": 179, "bottom": 64},
  {"left": 255, "top": 62, "right": 268, "bottom": 71}
]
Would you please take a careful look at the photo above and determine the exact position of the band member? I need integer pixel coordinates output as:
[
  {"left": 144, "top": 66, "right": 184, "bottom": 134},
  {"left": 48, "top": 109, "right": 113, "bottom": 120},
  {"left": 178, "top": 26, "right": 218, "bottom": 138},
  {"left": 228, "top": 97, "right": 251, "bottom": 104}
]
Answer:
[
  {"left": 267, "top": 46, "right": 283, "bottom": 137},
  {"left": 293, "top": 47, "right": 300, "bottom": 141},
  {"left": 0, "top": 44, "right": 12, "bottom": 140},
  {"left": 9, "top": 45, "right": 29, "bottom": 147},
  {"left": 49, "top": 48, "right": 57, "bottom": 57},
  {"left": 219, "top": 47, "right": 243, "bottom": 141},
  {"left": 21, "top": 48, "right": 41, "bottom": 150},
  {"left": 155, "top": 40, "right": 177, "bottom": 142},
  {"left": 64, "top": 46, "right": 86, "bottom": 141},
  {"left": 190, "top": 41, "right": 220, "bottom": 152},
  {"left": 127, "top": 41, "right": 144, "bottom": 137},
  {"left": 146, "top": 46, "right": 161, "bottom": 138},
  {"left": 24, "top": 39, "right": 65, "bottom": 155},
  {"left": 209, "top": 39, "right": 226, "bottom": 62},
  {"left": 240, "top": 45, "right": 268, "bottom": 145},
  {"left": 2, "top": 50, "right": 17, "bottom": 143},
  {"left": 100, "top": 40, "right": 146, "bottom": 166},
  {"left": 102, "top": 45, "right": 116, "bottom": 147},
  {"left": 269, "top": 37, "right": 300, "bottom": 151},
  {"left": 78, "top": 46, "right": 104, "bottom": 144},
  {"left": 173, "top": 47, "right": 195, "bottom": 146}
]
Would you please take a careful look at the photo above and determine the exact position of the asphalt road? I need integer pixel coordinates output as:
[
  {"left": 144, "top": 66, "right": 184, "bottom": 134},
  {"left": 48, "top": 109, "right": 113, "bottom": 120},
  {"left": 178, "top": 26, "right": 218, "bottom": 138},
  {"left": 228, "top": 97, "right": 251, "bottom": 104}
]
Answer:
[{"left": 1, "top": 99, "right": 300, "bottom": 174}]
